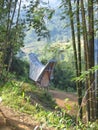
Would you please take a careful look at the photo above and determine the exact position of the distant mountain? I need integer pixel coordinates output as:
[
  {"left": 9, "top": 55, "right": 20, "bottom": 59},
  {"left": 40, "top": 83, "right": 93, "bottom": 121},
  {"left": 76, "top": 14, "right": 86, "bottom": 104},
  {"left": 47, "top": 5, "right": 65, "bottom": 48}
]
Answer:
[
  {"left": 47, "top": 7, "right": 71, "bottom": 42},
  {"left": 24, "top": 3, "right": 71, "bottom": 45},
  {"left": 21, "top": 0, "right": 71, "bottom": 58}
]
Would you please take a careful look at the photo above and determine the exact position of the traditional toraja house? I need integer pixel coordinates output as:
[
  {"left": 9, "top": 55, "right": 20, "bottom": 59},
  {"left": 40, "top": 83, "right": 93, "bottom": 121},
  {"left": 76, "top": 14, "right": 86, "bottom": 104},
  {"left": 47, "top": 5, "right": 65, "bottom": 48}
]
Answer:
[{"left": 29, "top": 53, "right": 56, "bottom": 89}]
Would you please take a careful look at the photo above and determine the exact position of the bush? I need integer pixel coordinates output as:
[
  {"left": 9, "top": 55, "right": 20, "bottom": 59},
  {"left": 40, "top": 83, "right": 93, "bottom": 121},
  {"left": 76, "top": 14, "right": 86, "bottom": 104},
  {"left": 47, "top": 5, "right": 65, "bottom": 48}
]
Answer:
[
  {"left": 10, "top": 57, "right": 29, "bottom": 80},
  {"left": 52, "top": 62, "right": 76, "bottom": 91}
]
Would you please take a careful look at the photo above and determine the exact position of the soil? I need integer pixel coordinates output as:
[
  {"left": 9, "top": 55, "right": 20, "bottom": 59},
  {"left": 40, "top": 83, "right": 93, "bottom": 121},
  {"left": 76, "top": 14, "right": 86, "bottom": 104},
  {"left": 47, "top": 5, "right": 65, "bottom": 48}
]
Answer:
[
  {"left": 49, "top": 90, "right": 78, "bottom": 115},
  {"left": 0, "top": 90, "right": 78, "bottom": 130}
]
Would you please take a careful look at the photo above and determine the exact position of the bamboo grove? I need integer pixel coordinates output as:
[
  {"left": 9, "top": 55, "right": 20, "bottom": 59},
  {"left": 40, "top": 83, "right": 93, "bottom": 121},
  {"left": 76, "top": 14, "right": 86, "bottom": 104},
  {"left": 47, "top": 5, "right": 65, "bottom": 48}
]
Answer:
[{"left": 60, "top": 0, "right": 98, "bottom": 122}]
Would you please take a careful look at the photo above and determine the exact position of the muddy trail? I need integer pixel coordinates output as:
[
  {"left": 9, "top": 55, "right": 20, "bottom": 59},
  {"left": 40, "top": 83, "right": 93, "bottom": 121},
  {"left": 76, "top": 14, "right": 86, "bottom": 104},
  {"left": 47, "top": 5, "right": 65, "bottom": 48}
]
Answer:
[{"left": 0, "top": 90, "right": 77, "bottom": 130}]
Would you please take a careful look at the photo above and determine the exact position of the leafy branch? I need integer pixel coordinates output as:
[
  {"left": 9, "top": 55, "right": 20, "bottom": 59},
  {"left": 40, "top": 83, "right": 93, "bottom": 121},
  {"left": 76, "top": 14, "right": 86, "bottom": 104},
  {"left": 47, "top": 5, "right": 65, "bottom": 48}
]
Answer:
[{"left": 73, "top": 65, "right": 98, "bottom": 82}]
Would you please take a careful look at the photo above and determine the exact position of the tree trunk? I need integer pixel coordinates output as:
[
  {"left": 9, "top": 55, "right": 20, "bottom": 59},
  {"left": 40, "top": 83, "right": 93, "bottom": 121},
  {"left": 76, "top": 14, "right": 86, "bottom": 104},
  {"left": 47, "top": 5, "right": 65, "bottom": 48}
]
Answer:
[
  {"left": 76, "top": 0, "right": 82, "bottom": 120},
  {"left": 88, "top": 0, "right": 95, "bottom": 121},
  {"left": 96, "top": 0, "right": 98, "bottom": 119},
  {"left": 80, "top": 0, "right": 90, "bottom": 122},
  {"left": 68, "top": 0, "right": 83, "bottom": 120}
]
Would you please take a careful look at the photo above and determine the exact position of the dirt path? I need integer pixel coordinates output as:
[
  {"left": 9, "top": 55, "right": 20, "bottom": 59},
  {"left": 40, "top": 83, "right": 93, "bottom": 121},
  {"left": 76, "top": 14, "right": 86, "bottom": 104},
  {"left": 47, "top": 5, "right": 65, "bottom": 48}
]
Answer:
[
  {"left": 0, "top": 90, "right": 78, "bottom": 130},
  {"left": 49, "top": 90, "right": 77, "bottom": 105},
  {"left": 49, "top": 90, "right": 78, "bottom": 115}
]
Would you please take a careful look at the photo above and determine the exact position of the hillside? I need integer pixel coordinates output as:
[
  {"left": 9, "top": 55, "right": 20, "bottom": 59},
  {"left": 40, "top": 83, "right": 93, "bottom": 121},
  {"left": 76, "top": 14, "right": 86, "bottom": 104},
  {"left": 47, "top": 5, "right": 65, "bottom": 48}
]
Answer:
[
  {"left": 0, "top": 82, "right": 77, "bottom": 130},
  {"left": 0, "top": 81, "right": 77, "bottom": 130}
]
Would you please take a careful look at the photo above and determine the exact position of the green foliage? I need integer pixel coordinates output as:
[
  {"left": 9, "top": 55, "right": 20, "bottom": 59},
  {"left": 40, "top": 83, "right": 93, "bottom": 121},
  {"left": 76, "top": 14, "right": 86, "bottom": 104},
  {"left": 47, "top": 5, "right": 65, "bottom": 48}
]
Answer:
[
  {"left": 0, "top": 68, "right": 16, "bottom": 82},
  {"left": 0, "top": 80, "right": 56, "bottom": 111},
  {"left": 0, "top": 0, "right": 25, "bottom": 81},
  {"left": 0, "top": 57, "right": 29, "bottom": 83},
  {"left": 10, "top": 57, "right": 29, "bottom": 80},
  {"left": 26, "top": 0, "right": 54, "bottom": 40},
  {"left": 53, "top": 62, "right": 76, "bottom": 91},
  {"left": 0, "top": 52, "right": 3, "bottom": 71},
  {"left": 26, "top": 90, "right": 57, "bottom": 110},
  {"left": 73, "top": 65, "right": 98, "bottom": 82},
  {"left": 74, "top": 121, "right": 98, "bottom": 130}
]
